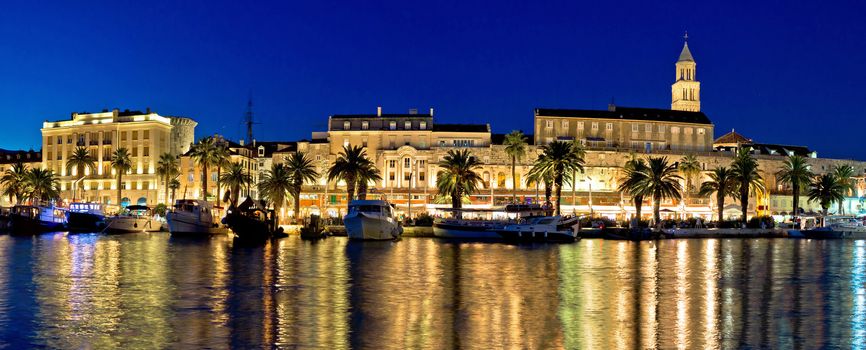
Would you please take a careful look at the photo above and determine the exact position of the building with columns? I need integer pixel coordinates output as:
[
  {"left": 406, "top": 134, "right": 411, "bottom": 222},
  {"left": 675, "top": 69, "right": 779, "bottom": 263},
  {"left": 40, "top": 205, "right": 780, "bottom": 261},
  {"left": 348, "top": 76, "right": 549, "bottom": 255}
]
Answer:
[{"left": 40, "top": 108, "right": 196, "bottom": 207}]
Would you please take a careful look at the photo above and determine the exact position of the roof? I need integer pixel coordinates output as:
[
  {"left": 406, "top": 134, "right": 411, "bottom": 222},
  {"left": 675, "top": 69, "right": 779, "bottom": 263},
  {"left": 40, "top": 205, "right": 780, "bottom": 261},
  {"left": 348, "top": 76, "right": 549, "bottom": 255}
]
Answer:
[
  {"left": 714, "top": 129, "right": 752, "bottom": 144},
  {"left": 0, "top": 149, "right": 41, "bottom": 164},
  {"left": 331, "top": 113, "right": 432, "bottom": 119},
  {"left": 535, "top": 106, "right": 712, "bottom": 125},
  {"left": 432, "top": 123, "right": 489, "bottom": 133},
  {"left": 247, "top": 141, "right": 297, "bottom": 157},
  {"left": 491, "top": 133, "right": 535, "bottom": 145},
  {"left": 751, "top": 143, "right": 812, "bottom": 157},
  {"left": 678, "top": 42, "right": 695, "bottom": 62}
]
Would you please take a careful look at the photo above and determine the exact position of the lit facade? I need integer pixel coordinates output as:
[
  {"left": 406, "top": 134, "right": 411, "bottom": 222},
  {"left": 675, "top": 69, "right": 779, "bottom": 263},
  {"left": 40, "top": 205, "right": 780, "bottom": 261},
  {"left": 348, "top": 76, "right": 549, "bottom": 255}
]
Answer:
[{"left": 40, "top": 108, "right": 196, "bottom": 206}]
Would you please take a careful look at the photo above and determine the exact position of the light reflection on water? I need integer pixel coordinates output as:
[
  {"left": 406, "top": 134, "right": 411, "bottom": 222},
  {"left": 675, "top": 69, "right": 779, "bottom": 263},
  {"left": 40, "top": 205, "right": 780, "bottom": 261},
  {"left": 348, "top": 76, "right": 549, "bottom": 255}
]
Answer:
[{"left": 0, "top": 234, "right": 863, "bottom": 348}]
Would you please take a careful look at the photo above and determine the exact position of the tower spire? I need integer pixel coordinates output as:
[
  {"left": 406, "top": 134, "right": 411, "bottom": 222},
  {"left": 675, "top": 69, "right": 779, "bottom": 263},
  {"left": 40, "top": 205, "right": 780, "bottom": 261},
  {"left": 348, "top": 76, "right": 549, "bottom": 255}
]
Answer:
[
  {"left": 671, "top": 34, "right": 700, "bottom": 112},
  {"left": 244, "top": 94, "right": 255, "bottom": 143}
]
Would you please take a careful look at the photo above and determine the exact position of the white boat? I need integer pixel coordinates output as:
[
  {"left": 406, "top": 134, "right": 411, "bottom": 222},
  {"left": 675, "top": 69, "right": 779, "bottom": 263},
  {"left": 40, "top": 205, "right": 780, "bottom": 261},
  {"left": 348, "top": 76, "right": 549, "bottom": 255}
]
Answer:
[
  {"left": 344, "top": 200, "right": 402, "bottom": 240},
  {"left": 494, "top": 216, "right": 580, "bottom": 243},
  {"left": 166, "top": 199, "right": 224, "bottom": 235},
  {"left": 432, "top": 204, "right": 550, "bottom": 239},
  {"left": 104, "top": 205, "right": 161, "bottom": 234},
  {"left": 789, "top": 215, "right": 866, "bottom": 239}
]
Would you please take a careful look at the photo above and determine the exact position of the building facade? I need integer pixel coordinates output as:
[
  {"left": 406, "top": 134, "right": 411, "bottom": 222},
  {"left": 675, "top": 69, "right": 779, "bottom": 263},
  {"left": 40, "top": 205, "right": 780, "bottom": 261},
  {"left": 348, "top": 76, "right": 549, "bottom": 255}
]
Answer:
[{"left": 40, "top": 108, "right": 196, "bottom": 207}]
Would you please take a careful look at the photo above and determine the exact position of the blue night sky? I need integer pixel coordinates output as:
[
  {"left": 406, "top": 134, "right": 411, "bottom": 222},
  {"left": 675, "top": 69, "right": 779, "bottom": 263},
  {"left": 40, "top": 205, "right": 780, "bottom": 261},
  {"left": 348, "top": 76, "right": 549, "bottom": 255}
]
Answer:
[{"left": 1, "top": 1, "right": 864, "bottom": 159}]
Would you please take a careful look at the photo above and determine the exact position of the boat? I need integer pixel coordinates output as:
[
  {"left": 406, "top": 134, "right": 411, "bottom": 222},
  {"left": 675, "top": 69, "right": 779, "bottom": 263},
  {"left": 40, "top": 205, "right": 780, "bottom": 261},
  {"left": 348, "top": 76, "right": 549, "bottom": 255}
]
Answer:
[
  {"left": 300, "top": 214, "right": 328, "bottom": 240},
  {"left": 788, "top": 215, "right": 866, "bottom": 239},
  {"left": 103, "top": 205, "right": 161, "bottom": 234},
  {"left": 166, "top": 199, "right": 224, "bottom": 235},
  {"left": 343, "top": 200, "right": 402, "bottom": 240},
  {"left": 66, "top": 202, "right": 106, "bottom": 232},
  {"left": 494, "top": 216, "right": 580, "bottom": 243},
  {"left": 432, "top": 204, "right": 550, "bottom": 239},
  {"left": 9, "top": 204, "right": 67, "bottom": 233},
  {"left": 222, "top": 197, "right": 285, "bottom": 241},
  {"left": 0, "top": 207, "right": 12, "bottom": 231}
]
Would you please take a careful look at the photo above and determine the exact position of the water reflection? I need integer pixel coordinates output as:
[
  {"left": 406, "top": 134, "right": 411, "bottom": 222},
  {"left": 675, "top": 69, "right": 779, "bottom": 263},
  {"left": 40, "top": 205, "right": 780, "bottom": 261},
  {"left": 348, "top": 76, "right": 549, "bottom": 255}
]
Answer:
[{"left": 0, "top": 235, "right": 864, "bottom": 348}]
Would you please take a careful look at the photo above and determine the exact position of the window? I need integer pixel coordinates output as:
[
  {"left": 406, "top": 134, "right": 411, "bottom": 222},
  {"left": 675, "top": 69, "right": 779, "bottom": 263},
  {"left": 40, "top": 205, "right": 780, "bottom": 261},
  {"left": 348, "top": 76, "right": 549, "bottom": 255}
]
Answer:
[
  {"left": 685, "top": 127, "right": 693, "bottom": 135},
  {"left": 389, "top": 121, "right": 396, "bottom": 130},
  {"left": 659, "top": 125, "right": 666, "bottom": 134},
  {"left": 645, "top": 124, "right": 652, "bottom": 132},
  {"left": 143, "top": 130, "right": 150, "bottom": 139},
  {"left": 404, "top": 121, "right": 412, "bottom": 130},
  {"left": 404, "top": 173, "right": 411, "bottom": 181},
  {"left": 389, "top": 136, "right": 396, "bottom": 148},
  {"left": 57, "top": 136, "right": 62, "bottom": 144},
  {"left": 121, "top": 132, "right": 127, "bottom": 141},
  {"left": 419, "top": 160, "right": 425, "bottom": 167},
  {"left": 343, "top": 121, "right": 351, "bottom": 130},
  {"left": 545, "top": 137, "right": 553, "bottom": 144},
  {"left": 577, "top": 121, "right": 584, "bottom": 130},
  {"left": 419, "top": 172, "right": 425, "bottom": 181},
  {"left": 605, "top": 123, "right": 613, "bottom": 131},
  {"left": 671, "top": 127, "right": 680, "bottom": 134},
  {"left": 545, "top": 120, "right": 554, "bottom": 129},
  {"left": 632, "top": 124, "right": 639, "bottom": 132},
  {"left": 389, "top": 160, "right": 396, "bottom": 168},
  {"left": 697, "top": 128, "right": 705, "bottom": 135},
  {"left": 389, "top": 172, "right": 395, "bottom": 181},
  {"left": 562, "top": 120, "right": 569, "bottom": 129},
  {"left": 591, "top": 122, "right": 598, "bottom": 130},
  {"left": 420, "top": 121, "right": 427, "bottom": 130},
  {"left": 362, "top": 137, "right": 368, "bottom": 147},
  {"left": 404, "top": 158, "right": 411, "bottom": 168},
  {"left": 132, "top": 131, "right": 138, "bottom": 140},
  {"left": 361, "top": 121, "right": 369, "bottom": 130},
  {"left": 132, "top": 148, "right": 138, "bottom": 157},
  {"left": 143, "top": 147, "right": 149, "bottom": 157}
]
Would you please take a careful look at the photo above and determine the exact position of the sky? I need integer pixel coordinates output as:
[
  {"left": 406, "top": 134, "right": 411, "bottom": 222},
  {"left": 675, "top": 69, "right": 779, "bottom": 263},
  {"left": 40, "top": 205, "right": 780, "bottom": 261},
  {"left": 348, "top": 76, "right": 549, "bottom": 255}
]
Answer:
[{"left": 1, "top": 0, "right": 865, "bottom": 159}]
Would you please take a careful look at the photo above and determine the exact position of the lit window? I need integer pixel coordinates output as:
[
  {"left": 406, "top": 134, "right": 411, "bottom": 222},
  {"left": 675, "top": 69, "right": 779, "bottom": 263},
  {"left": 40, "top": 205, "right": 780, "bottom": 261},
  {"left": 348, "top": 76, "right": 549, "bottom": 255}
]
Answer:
[
  {"left": 389, "top": 121, "right": 396, "bottom": 130},
  {"left": 343, "top": 121, "right": 351, "bottom": 130},
  {"left": 671, "top": 127, "right": 680, "bottom": 134},
  {"left": 645, "top": 124, "right": 652, "bottom": 132},
  {"left": 659, "top": 125, "right": 666, "bottom": 134},
  {"left": 362, "top": 137, "right": 368, "bottom": 147},
  {"left": 605, "top": 123, "right": 613, "bottom": 131},
  {"left": 685, "top": 128, "right": 693, "bottom": 134},
  {"left": 405, "top": 121, "right": 412, "bottom": 129},
  {"left": 361, "top": 121, "right": 369, "bottom": 130},
  {"left": 698, "top": 128, "right": 705, "bottom": 135},
  {"left": 562, "top": 120, "right": 569, "bottom": 128},
  {"left": 545, "top": 120, "right": 554, "bottom": 128},
  {"left": 420, "top": 121, "right": 427, "bottom": 130},
  {"left": 591, "top": 122, "right": 598, "bottom": 130},
  {"left": 632, "top": 124, "right": 639, "bottom": 132},
  {"left": 577, "top": 122, "right": 584, "bottom": 130}
]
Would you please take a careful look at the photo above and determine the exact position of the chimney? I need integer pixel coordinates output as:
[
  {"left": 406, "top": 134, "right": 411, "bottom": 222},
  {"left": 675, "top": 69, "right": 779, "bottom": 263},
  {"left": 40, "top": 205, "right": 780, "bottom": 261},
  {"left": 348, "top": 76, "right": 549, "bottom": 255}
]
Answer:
[
  {"left": 429, "top": 107, "right": 434, "bottom": 117},
  {"left": 377, "top": 106, "right": 382, "bottom": 117},
  {"left": 239, "top": 139, "right": 245, "bottom": 146},
  {"left": 409, "top": 108, "right": 418, "bottom": 115}
]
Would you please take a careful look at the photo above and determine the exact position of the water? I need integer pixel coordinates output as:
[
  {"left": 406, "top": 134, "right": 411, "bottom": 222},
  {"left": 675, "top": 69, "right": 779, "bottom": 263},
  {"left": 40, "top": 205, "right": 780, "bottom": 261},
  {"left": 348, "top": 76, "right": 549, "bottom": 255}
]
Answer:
[{"left": 0, "top": 233, "right": 863, "bottom": 349}]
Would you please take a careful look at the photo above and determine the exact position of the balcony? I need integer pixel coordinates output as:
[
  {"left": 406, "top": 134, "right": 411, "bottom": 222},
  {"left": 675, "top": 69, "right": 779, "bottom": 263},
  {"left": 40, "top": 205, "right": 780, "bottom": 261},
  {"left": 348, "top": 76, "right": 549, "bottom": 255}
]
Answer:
[
  {"left": 102, "top": 140, "right": 112, "bottom": 145},
  {"left": 89, "top": 140, "right": 99, "bottom": 146}
]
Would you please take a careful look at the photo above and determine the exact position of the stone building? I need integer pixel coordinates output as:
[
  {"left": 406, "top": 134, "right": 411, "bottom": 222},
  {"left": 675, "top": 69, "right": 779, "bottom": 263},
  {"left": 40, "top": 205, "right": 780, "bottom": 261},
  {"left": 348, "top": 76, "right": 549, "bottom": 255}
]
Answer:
[{"left": 40, "top": 108, "right": 196, "bottom": 207}]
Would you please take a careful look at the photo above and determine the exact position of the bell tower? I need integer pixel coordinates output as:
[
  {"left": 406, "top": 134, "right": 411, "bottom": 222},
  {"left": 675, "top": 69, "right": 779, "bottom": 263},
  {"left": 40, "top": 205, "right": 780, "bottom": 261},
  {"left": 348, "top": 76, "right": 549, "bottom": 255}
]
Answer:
[{"left": 671, "top": 32, "right": 701, "bottom": 112}]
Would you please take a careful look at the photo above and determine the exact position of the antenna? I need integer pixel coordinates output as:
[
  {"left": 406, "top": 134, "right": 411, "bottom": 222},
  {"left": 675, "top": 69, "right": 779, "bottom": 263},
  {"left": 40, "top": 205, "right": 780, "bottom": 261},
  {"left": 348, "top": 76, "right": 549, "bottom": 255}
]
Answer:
[{"left": 244, "top": 94, "right": 259, "bottom": 143}]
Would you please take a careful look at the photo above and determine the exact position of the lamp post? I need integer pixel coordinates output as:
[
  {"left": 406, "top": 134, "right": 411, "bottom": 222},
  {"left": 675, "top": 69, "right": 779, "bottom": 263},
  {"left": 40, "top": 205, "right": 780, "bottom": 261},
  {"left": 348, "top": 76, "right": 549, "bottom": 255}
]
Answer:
[
  {"left": 407, "top": 159, "right": 416, "bottom": 219},
  {"left": 586, "top": 176, "right": 594, "bottom": 218}
]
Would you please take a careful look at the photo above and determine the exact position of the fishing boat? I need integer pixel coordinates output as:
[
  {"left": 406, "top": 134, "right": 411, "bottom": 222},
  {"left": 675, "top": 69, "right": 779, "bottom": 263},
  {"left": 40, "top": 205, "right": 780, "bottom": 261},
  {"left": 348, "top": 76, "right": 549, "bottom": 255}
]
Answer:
[
  {"left": 494, "top": 216, "right": 580, "bottom": 243},
  {"left": 103, "top": 205, "right": 161, "bottom": 234},
  {"left": 66, "top": 202, "right": 106, "bottom": 232},
  {"left": 788, "top": 215, "right": 866, "bottom": 239},
  {"left": 432, "top": 204, "right": 550, "bottom": 239},
  {"left": 10, "top": 204, "right": 67, "bottom": 233},
  {"left": 166, "top": 199, "right": 224, "bottom": 235},
  {"left": 222, "top": 197, "right": 284, "bottom": 241},
  {"left": 343, "top": 200, "right": 402, "bottom": 240}
]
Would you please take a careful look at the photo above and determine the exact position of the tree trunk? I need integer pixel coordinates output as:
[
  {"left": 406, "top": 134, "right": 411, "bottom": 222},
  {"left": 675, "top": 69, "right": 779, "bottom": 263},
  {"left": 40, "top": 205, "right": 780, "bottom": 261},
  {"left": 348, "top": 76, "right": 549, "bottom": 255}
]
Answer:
[
  {"left": 792, "top": 183, "right": 799, "bottom": 217},
  {"left": 201, "top": 165, "right": 209, "bottom": 201},
  {"left": 293, "top": 188, "right": 301, "bottom": 220},
  {"left": 346, "top": 174, "right": 356, "bottom": 204},
  {"left": 164, "top": 175, "right": 170, "bottom": 205},
  {"left": 357, "top": 179, "right": 368, "bottom": 200},
  {"left": 171, "top": 188, "right": 176, "bottom": 204},
  {"left": 543, "top": 179, "right": 552, "bottom": 207},
  {"left": 216, "top": 166, "right": 222, "bottom": 207},
  {"left": 653, "top": 193, "right": 661, "bottom": 226},
  {"left": 511, "top": 155, "right": 517, "bottom": 203},
  {"left": 717, "top": 192, "right": 724, "bottom": 222},
  {"left": 554, "top": 175, "right": 563, "bottom": 216},
  {"left": 634, "top": 195, "right": 643, "bottom": 228},
  {"left": 452, "top": 189, "right": 462, "bottom": 219},
  {"left": 117, "top": 173, "right": 123, "bottom": 208},
  {"left": 740, "top": 181, "right": 749, "bottom": 222}
]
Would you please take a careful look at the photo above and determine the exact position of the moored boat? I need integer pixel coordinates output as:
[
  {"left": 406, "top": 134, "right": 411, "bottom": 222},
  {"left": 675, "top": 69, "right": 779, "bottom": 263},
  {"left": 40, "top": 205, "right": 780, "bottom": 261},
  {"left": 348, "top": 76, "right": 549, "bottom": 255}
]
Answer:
[
  {"left": 494, "top": 216, "right": 579, "bottom": 243},
  {"left": 166, "top": 199, "right": 225, "bottom": 235},
  {"left": 344, "top": 200, "right": 402, "bottom": 240},
  {"left": 66, "top": 202, "right": 106, "bottom": 232},
  {"left": 222, "top": 197, "right": 284, "bottom": 241},
  {"left": 788, "top": 215, "right": 866, "bottom": 239},
  {"left": 432, "top": 204, "right": 550, "bottom": 239},
  {"left": 104, "top": 205, "right": 161, "bottom": 234},
  {"left": 10, "top": 205, "right": 67, "bottom": 234}
]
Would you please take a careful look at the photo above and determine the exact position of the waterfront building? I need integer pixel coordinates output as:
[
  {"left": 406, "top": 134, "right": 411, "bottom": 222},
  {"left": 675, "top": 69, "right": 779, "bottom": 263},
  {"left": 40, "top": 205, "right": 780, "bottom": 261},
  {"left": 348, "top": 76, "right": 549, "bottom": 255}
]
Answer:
[
  {"left": 40, "top": 108, "right": 196, "bottom": 206},
  {"left": 176, "top": 136, "right": 255, "bottom": 203},
  {"left": 0, "top": 148, "right": 42, "bottom": 206}
]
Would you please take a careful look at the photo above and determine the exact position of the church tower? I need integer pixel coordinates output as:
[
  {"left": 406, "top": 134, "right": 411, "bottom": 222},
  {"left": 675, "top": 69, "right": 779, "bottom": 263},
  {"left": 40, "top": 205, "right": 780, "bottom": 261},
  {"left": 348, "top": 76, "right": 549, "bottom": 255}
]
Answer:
[{"left": 671, "top": 33, "right": 701, "bottom": 112}]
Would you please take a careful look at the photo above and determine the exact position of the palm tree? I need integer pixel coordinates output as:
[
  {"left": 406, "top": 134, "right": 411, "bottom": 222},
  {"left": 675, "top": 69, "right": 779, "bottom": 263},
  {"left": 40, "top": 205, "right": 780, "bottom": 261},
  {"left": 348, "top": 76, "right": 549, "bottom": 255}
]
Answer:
[
  {"left": 212, "top": 141, "right": 231, "bottom": 207},
  {"left": 698, "top": 166, "right": 739, "bottom": 222},
  {"left": 730, "top": 148, "right": 765, "bottom": 221},
  {"left": 110, "top": 148, "right": 132, "bottom": 207},
  {"left": 678, "top": 154, "right": 701, "bottom": 211},
  {"left": 631, "top": 157, "right": 682, "bottom": 225},
  {"left": 189, "top": 136, "right": 219, "bottom": 201},
  {"left": 526, "top": 168, "right": 553, "bottom": 208},
  {"left": 833, "top": 164, "right": 855, "bottom": 214},
  {"left": 1, "top": 162, "right": 28, "bottom": 204},
  {"left": 618, "top": 157, "right": 648, "bottom": 226},
  {"left": 775, "top": 155, "right": 812, "bottom": 218},
  {"left": 436, "top": 149, "right": 483, "bottom": 216},
  {"left": 354, "top": 161, "right": 381, "bottom": 201},
  {"left": 808, "top": 173, "right": 845, "bottom": 216},
  {"left": 219, "top": 162, "right": 252, "bottom": 207},
  {"left": 327, "top": 145, "right": 374, "bottom": 205},
  {"left": 258, "top": 163, "right": 292, "bottom": 221},
  {"left": 65, "top": 146, "right": 96, "bottom": 202},
  {"left": 284, "top": 152, "right": 320, "bottom": 219},
  {"left": 168, "top": 179, "right": 180, "bottom": 204},
  {"left": 156, "top": 152, "right": 180, "bottom": 205},
  {"left": 527, "top": 140, "right": 585, "bottom": 215},
  {"left": 24, "top": 168, "right": 60, "bottom": 203},
  {"left": 503, "top": 130, "right": 528, "bottom": 203}
]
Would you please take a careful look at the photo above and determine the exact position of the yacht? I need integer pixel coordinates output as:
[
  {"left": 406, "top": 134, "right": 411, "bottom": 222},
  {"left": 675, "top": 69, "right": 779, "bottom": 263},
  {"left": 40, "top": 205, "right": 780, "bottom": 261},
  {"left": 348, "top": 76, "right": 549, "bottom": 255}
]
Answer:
[
  {"left": 104, "top": 205, "right": 161, "bottom": 234},
  {"left": 788, "top": 215, "right": 866, "bottom": 239},
  {"left": 10, "top": 204, "right": 67, "bottom": 233},
  {"left": 166, "top": 199, "right": 224, "bottom": 235},
  {"left": 432, "top": 204, "right": 550, "bottom": 239},
  {"left": 343, "top": 200, "right": 402, "bottom": 240},
  {"left": 66, "top": 202, "right": 106, "bottom": 232},
  {"left": 494, "top": 216, "right": 580, "bottom": 243},
  {"left": 222, "top": 197, "right": 284, "bottom": 241}
]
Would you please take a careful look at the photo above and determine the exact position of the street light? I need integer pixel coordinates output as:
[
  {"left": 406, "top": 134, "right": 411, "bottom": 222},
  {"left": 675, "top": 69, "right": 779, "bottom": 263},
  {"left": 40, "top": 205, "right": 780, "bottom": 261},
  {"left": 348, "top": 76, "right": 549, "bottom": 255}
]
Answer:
[
  {"left": 585, "top": 176, "right": 593, "bottom": 217},
  {"left": 408, "top": 159, "right": 416, "bottom": 219}
]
